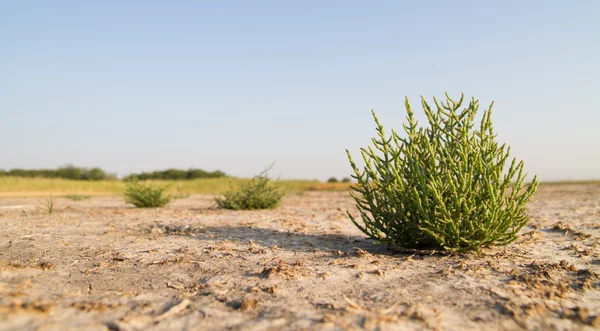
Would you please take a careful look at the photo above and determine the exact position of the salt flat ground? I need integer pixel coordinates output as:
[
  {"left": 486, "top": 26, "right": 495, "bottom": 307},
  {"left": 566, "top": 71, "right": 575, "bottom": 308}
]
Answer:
[{"left": 0, "top": 184, "right": 599, "bottom": 330}]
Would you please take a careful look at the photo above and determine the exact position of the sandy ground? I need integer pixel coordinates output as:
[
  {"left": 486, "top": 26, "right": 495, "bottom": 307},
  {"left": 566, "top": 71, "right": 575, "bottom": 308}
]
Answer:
[{"left": 0, "top": 184, "right": 599, "bottom": 331}]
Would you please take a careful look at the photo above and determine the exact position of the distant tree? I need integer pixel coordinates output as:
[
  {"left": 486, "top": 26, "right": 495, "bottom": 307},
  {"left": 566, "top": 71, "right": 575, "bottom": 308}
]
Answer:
[
  {"left": 187, "top": 168, "right": 208, "bottom": 179},
  {"left": 81, "top": 168, "right": 107, "bottom": 180},
  {"left": 209, "top": 170, "right": 227, "bottom": 178},
  {"left": 39, "top": 169, "right": 58, "bottom": 178},
  {"left": 327, "top": 177, "right": 339, "bottom": 183},
  {"left": 163, "top": 168, "right": 187, "bottom": 180},
  {"left": 8, "top": 169, "right": 27, "bottom": 177},
  {"left": 57, "top": 165, "right": 82, "bottom": 180},
  {"left": 341, "top": 177, "right": 352, "bottom": 183},
  {"left": 124, "top": 168, "right": 227, "bottom": 181},
  {"left": 4, "top": 166, "right": 114, "bottom": 180}
]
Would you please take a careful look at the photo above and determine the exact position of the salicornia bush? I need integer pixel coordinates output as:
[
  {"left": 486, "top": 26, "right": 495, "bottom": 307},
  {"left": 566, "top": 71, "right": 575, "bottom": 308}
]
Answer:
[
  {"left": 347, "top": 93, "right": 539, "bottom": 252},
  {"left": 216, "top": 166, "right": 284, "bottom": 210},
  {"left": 124, "top": 177, "right": 173, "bottom": 208}
]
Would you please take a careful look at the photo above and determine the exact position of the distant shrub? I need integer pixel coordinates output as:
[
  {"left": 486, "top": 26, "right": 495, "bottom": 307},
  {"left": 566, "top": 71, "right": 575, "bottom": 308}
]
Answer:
[
  {"left": 124, "top": 177, "right": 173, "bottom": 208},
  {"left": 36, "top": 196, "right": 57, "bottom": 215},
  {"left": 0, "top": 169, "right": 7, "bottom": 177},
  {"left": 216, "top": 166, "right": 284, "bottom": 210},
  {"left": 327, "top": 177, "right": 339, "bottom": 183},
  {"left": 341, "top": 177, "right": 352, "bottom": 183},
  {"left": 123, "top": 168, "right": 227, "bottom": 181},
  {"left": 347, "top": 93, "right": 539, "bottom": 252}
]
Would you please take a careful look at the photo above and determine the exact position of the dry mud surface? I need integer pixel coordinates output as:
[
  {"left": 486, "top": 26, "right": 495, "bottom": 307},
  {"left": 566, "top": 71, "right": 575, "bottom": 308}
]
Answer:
[{"left": 0, "top": 184, "right": 599, "bottom": 331}]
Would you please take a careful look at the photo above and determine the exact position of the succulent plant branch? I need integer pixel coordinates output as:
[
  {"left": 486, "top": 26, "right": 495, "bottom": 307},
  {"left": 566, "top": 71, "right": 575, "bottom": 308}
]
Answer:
[{"left": 347, "top": 93, "right": 539, "bottom": 252}]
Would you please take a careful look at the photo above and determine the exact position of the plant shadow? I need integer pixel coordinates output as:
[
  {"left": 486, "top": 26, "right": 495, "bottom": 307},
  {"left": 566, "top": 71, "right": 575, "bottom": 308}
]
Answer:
[{"left": 152, "top": 223, "right": 394, "bottom": 255}]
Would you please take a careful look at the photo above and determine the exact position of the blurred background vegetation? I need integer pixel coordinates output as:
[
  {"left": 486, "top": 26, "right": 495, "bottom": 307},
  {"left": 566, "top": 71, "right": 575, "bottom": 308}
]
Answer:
[
  {"left": 0, "top": 165, "right": 353, "bottom": 197},
  {"left": 0, "top": 165, "right": 116, "bottom": 181}
]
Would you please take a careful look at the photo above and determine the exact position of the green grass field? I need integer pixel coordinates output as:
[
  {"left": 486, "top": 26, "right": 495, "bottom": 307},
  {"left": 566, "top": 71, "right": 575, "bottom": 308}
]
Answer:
[{"left": 0, "top": 177, "right": 353, "bottom": 197}]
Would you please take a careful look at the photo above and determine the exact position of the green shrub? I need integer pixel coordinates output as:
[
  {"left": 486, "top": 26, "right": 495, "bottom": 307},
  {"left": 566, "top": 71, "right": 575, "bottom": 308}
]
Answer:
[
  {"left": 347, "top": 93, "right": 539, "bottom": 252},
  {"left": 216, "top": 166, "right": 284, "bottom": 210},
  {"left": 341, "top": 177, "right": 352, "bottom": 183},
  {"left": 124, "top": 178, "right": 173, "bottom": 208},
  {"left": 327, "top": 177, "right": 339, "bottom": 183}
]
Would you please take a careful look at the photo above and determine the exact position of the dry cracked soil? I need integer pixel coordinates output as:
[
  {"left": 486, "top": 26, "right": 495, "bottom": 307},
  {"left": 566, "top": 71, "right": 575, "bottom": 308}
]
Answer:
[{"left": 0, "top": 184, "right": 599, "bottom": 330}]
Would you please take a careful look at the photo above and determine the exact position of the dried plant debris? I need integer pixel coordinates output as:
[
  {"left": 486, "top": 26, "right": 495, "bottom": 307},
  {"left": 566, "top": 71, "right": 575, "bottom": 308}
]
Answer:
[
  {"left": 520, "top": 230, "right": 545, "bottom": 244},
  {"left": 150, "top": 224, "right": 203, "bottom": 236},
  {"left": 233, "top": 297, "right": 259, "bottom": 311},
  {"left": 0, "top": 299, "right": 54, "bottom": 314},
  {"left": 334, "top": 248, "right": 373, "bottom": 258},
  {"left": 549, "top": 222, "right": 592, "bottom": 239},
  {"left": 509, "top": 260, "right": 599, "bottom": 299},
  {"left": 0, "top": 260, "right": 56, "bottom": 271},
  {"left": 260, "top": 260, "right": 313, "bottom": 279}
]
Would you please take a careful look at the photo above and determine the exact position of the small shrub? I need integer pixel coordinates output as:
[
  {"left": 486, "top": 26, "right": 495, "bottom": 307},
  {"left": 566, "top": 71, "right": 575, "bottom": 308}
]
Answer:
[
  {"left": 347, "top": 93, "right": 539, "bottom": 252},
  {"left": 327, "top": 177, "right": 339, "bottom": 183},
  {"left": 341, "top": 177, "right": 352, "bottom": 183},
  {"left": 124, "top": 177, "right": 173, "bottom": 208},
  {"left": 216, "top": 166, "right": 284, "bottom": 210},
  {"left": 36, "top": 196, "right": 56, "bottom": 215}
]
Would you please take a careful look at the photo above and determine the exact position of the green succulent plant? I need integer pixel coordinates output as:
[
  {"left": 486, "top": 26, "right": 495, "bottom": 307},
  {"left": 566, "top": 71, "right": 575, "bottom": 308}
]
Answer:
[
  {"left": 124, "top": 177, "right": 173, "bottom": 208},
  {"left": 216, "top": 165, "right": 284, "bottom": 210},
  {"left": 347, "top": 93, "right": 539, "bottom": 252}
]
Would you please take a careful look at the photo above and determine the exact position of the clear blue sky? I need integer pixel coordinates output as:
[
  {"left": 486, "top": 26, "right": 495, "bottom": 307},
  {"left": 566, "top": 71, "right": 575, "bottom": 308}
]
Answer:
[{"left": 1, "top": 1, "right": 598, "bottom": 181}]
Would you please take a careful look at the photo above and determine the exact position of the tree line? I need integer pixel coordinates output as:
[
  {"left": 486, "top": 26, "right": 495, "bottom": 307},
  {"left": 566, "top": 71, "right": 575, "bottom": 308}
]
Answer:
[
  {"left": 122, "top": 168, "right": 226, "bottom": 181},
  {"left": 0, "top": 165, "right": 227, "bottom": 181},
  {"left": 0, "top": 165, "right": 116, "bottom": 180}
]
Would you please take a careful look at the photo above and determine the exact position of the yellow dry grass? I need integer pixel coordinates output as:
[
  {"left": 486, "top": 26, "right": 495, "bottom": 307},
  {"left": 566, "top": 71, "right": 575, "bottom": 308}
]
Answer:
[{"left": 0, "top": 177, "right": 351, "bottom": 197}]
